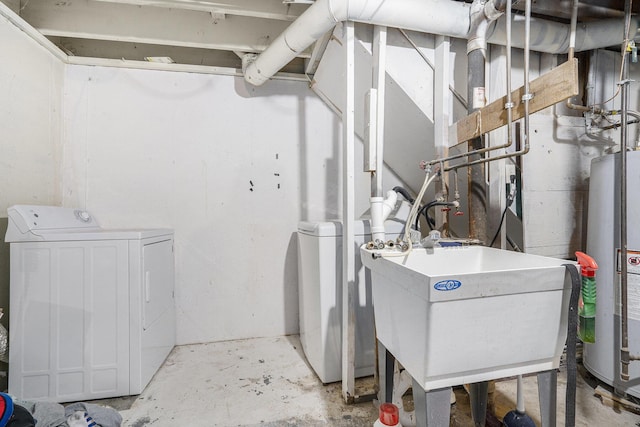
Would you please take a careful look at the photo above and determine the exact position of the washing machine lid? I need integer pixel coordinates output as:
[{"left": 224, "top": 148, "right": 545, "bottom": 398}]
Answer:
[
  {"left": 297, "top": 218, "right": 406, "bottom": 237},
  {"left": 25, "top": 228, "right": 174, "bottom": 242},
  {"left": 297, "top": 220, "right": 365, "bottom": 237},
  {"left": 5, "top": 205, "right": 172, "bottom": 242}
]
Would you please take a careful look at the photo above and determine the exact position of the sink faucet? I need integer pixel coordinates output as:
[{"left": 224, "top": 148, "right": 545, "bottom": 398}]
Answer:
[{"left": 420, "top": 230, "right": 441, "bottom": 248}]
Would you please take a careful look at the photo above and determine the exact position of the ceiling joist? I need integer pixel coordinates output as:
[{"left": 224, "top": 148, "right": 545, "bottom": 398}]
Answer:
[
  {"left": 92, "top": 0, "right": 310, "bottom": 21},
  {"left": 19, "top": 0, "right": 312, "bottom": 56}
]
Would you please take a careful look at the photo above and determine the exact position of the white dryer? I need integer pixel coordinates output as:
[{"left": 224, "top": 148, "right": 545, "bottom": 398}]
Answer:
[{"left": 5, "top": 205, "right": 175, "bottom": 402}]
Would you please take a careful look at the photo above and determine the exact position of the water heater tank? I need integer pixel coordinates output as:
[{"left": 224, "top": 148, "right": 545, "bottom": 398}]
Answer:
[{"left": 584, "top": 151, "right": 640, "bottom": 397}]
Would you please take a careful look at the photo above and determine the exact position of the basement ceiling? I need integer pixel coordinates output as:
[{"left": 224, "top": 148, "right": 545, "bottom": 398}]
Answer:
[
  {"left": 2, "top": 0, "right": 637, "bottom": 77},
  {"left": 2, "top": 0, "right": 314, "bottom": 75}
]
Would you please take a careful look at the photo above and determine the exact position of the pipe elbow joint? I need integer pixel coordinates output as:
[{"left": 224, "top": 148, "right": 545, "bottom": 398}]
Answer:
[
  {"left": 484, "top": 0, "right": 506, "bottom": 21},
  {"left": 467, "top": 2, "right": 489, "bottom": 53},
  {"left": 370, "top": 190, "right": 398, "bottom": 242},
  {"left": 241, "top": 53, "right": 258, "bottom": 75},
  {"left": 244, "top": 63, "right": 268, "bottom": 86},
  {"left": 467, "top": 0, "right": 504, "bottom": 54},
  {"left": 382, "top": 190, "right": 398, "bottom": 218}
]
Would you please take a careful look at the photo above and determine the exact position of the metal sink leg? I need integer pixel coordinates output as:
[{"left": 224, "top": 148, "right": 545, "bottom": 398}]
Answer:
[
  {"left": 377, "top": 340, "right": 395, "bottom": 403},
  {"left": 468, "top": 381, "right": 489, "bottom": 427},
  {"left": 537, "top": 370, "right": 557, "bottom": 427},
  {"left": 412, "top": 379, "right": 451, "bottom": 427}
]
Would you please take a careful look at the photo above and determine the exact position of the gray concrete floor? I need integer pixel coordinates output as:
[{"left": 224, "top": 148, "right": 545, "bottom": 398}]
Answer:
[{"left": 111, "top": 336, "right": 640, "bottom": 426}]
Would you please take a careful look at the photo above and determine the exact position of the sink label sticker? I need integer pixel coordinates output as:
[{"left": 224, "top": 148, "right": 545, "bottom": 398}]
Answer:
[{"left": 434, "top": 280, "right": 462, "bottom": 291}]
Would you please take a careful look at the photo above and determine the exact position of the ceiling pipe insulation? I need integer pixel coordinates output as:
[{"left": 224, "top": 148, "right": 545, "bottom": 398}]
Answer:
[
  {"left": 486, "top": 14, "right": 638, "bottom": 54},
  {"left": 243, "top": 0, "right": 638, "bottom": 86},
  {"left": 244, "top": 0, "right": 471, "bottom": 86}
]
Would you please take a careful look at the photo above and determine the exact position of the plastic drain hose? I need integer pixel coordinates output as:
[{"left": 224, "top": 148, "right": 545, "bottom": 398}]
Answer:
[{"left": 564, "top": 263, "right": 581, "bottom": 427}]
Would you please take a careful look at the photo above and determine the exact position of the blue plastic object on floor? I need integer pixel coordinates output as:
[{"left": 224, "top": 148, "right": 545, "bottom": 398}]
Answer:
[
  {"left": 502, "top": 374, "right": 536, "bottom": 427},
  {"left": 502, "top": 410, "right": 536, "bottom": 427}
]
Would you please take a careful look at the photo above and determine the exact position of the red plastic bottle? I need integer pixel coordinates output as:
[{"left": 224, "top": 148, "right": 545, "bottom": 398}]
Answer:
[
  {"left": 576, "top": 251, "right": 598, "bottom": 343},
  {"left": 374, "top": 403, "right": 402, "bottom": 427}
]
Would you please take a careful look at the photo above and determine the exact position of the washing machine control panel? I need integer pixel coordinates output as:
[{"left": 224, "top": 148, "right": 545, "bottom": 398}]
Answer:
[{"left": 7, "top": 205, "right": 99, "bottom": 237}]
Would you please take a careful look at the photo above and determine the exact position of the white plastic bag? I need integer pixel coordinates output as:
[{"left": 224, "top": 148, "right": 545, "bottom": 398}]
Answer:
[{"left": 0, "top": 309, "right": 8, "bottom": 363}]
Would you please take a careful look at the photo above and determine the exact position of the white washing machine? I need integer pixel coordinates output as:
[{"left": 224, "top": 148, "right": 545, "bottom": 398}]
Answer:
[
  {"left": 5, "top": 205, "right": 175, "bottom": 402},
  {"left": 297, "top": 218, "right": 404, "bottom": 384}
]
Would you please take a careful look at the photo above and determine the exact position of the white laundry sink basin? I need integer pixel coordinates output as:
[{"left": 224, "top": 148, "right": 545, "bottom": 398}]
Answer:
[{"left": 361, "top": 245, "right": 572, "bottom": 390}]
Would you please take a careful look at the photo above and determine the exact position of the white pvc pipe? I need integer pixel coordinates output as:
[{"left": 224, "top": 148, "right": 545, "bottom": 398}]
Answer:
[
  {"left": 486, "top": 15, "right": 639, "bottom": 55},
  {"left": 244, "top": 0, "right": 637, "bottom": 86},
  {"left": 244, "top": 0, "right": 470, "bottom": 85},
  {"left": 369, "top": 26, "right": 388, "bottom": 244},
  {"left": 516, "top": 375, "right": 525, "bottom": 413},
  {"left": 372, "top": 25, "right": 387, "bottom": 198},
  {"left": 370, "top": 190, "right": 398, "bottom": 242},
  {"left": 341, "top": 19, "right": 356, "bottom": 402}
]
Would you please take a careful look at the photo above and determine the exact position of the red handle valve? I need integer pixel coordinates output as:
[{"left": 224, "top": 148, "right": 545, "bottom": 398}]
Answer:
[{"left": 454, "top": 211, "right": 464, "bottom": 216}]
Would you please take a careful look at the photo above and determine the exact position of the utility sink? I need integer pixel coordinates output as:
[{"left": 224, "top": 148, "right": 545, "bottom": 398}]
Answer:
[{"left": 361, "top": 245, "right": 573, "bottom": 390}]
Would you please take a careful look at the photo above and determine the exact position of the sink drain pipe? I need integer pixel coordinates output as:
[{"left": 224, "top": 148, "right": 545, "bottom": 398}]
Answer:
[{"left": 466, "top": 0, "right": 506, "bottom": 244}]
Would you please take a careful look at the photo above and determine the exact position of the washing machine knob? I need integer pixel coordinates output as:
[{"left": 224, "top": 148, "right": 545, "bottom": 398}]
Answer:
[{"left": 75, "top": 210, "right": 92, "bottom": 222}]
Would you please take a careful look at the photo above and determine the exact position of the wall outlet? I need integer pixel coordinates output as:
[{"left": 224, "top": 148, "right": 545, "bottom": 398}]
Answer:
[
  {"left": 505, "top": 163, "right": 516, "bottom": 183},
  {"left": 505, "top": 162, "right": 518, "bottom": 205}
]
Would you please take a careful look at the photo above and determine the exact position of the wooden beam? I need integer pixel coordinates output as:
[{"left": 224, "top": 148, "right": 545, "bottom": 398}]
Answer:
[
  {"left": 66, "top": 56, "right": 310, "bottom": 82},
  {"left": 0, "top": 2, "right": 68, "bottom": 62},
  {"left": 21, "top": 0, "right": 311, "bottom": 57},
  {"left": 595, "top": 385, "right": 640, "bottom": 415},
  {"left": 92, "top": 0, "right": 309, "bottom": 21},
  {"left": 452, "top": 58, "right": 579, "bottom": 146}
]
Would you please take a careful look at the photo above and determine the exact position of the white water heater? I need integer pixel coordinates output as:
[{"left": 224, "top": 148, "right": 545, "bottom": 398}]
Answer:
[{"left": 584, "top": 151, "right": 640, "bottom": 397}]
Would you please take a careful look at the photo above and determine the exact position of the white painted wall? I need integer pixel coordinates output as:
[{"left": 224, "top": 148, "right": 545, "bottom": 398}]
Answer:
[
  {"left": 312, "top": 25, "right": 470, "bottom": 196},
  {"left": 62, "top": 66, "right": 402, "bottom": 345},
  {"left": 0, "top": 16, "right": 63, "bottom": 212},
  {"left": 0, "top": 13, "right": 64, "bottom": 390},
  {"left": 485, "top": 48, "right": 640, "bottom": 258}
]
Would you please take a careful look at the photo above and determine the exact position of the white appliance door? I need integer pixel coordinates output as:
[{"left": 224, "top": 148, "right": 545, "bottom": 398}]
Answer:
[
  {"left": 9, "top": 240, "right": 130, "bottom": 402},
  {"left": 138, "top": 238, "right": 175, "bottom": 391}
]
